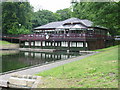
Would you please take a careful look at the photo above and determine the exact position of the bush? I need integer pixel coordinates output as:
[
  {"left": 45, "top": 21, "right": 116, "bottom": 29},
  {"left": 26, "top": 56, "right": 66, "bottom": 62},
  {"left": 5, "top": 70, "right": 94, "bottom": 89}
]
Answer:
[{"left": 8, "top": 26, "right": 31, "bottom": 35}]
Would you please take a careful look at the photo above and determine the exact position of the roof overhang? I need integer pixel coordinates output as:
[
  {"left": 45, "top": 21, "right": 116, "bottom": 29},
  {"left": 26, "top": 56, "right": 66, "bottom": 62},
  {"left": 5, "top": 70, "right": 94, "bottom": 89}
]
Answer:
[{"left": 88, "top": 27, "right": 108, "bottom": 30}]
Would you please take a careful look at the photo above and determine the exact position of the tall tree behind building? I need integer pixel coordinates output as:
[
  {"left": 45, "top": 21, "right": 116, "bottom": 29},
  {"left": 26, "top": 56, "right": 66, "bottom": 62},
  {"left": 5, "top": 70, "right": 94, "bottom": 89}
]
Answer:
[
  {"left": 32, "top": 10, "right": 59, "bottom": 28},
  {"left": 72, "top": 2, "right": 120, "bottom": 36},
  {"left": 32, "top": 8, "right": 72, "bottom": 28},
  {"left": 56, "top": 8, "right": 72, "bottom": 21}
]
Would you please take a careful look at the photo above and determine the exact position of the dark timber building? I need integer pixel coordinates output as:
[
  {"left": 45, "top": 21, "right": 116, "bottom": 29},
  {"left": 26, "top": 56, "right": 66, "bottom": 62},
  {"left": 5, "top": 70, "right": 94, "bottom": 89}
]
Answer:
[{"left": 19, "top": 18, "right": 113, "bottom": 51}]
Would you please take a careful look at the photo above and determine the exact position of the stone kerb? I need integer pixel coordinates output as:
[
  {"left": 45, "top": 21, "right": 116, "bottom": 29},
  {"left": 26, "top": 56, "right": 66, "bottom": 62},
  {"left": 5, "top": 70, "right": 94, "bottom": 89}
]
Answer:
[{"left": 8, "top": 74, "right": 42, "bottom": 88}]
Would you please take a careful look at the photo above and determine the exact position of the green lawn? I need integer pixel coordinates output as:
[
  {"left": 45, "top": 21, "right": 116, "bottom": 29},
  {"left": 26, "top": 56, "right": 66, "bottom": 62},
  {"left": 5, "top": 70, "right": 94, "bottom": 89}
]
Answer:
[
  {"left": 0, "top": 40, "right": 11, "bottom": 45},
  {"left": 36, "top": 45, "right": 118, "bottom": 88},
  {"left": 0, "top": 40, "right": 18, "bottom": 55}
]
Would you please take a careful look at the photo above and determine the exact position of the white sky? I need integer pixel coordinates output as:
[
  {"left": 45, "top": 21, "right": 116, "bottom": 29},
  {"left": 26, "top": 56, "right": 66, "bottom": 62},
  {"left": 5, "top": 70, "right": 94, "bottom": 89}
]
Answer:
[{"left": 29, "top": 0, "right": 72, "bottom": 12}]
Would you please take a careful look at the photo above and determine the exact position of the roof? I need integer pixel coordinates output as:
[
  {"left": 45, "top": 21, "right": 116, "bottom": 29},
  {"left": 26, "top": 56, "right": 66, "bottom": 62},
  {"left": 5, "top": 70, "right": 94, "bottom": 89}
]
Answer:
[
  {"left": 34, "top": 18, "right": 105, "bottom": 30},
  {"left": 34, "top": 21, "right": 63, "bottom": 30}
]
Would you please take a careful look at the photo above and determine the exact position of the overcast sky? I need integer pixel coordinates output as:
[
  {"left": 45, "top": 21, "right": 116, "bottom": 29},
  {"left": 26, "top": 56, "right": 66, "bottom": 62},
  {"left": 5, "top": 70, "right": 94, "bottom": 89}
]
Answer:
[{"left": 29, "top": 0, "right": 72, "bottom": 12}]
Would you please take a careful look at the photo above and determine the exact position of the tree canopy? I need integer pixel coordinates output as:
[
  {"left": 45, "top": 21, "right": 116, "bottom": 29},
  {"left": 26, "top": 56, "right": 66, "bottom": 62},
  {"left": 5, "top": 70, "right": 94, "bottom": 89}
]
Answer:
[
  {"left": 72, "top": 2, "right": 120, "bottom": 36},
  {"left": 2, "top": 2, "right": 33, "bottom": 35},
  {"left": 32, "top": 10, "right": 59, "bottom": 28},
  {"left": 32, "top": 8, "right": 72, "bottom": 28},
  {"left": 56, "top": 8, "right": 72, "bottom": 21},
  {"left": 1, "top": 1, "right": 120, "bottom": 36}
]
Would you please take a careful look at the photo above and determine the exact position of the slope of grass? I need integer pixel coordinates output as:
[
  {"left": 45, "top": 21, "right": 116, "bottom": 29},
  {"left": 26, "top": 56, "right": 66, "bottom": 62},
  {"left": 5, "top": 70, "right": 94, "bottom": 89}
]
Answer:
[
  {"left": 0, "top": 40, "right": 12, "bottom": 45},
  {"left": 37, "top": 46, "right": 118, "bottom": 88}
]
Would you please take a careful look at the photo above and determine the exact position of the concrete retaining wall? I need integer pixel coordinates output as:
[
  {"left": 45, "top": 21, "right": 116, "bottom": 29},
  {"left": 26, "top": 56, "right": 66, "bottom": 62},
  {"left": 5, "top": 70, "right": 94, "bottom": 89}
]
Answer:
[{"left": 0, "top": 44, "right": 19, "bottom": 50}]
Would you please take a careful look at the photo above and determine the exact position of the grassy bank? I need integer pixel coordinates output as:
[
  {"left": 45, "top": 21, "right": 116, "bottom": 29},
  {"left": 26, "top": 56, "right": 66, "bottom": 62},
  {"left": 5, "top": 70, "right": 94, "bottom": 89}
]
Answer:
[
  {"left": 0, "top": 40, "right": 12, "bottom": 45},
  {"left": 37, "top": 45, "right": 118, "bottom": 88},
  {"left": 0, "top": 40, "right": 19, "bottom": 55}
]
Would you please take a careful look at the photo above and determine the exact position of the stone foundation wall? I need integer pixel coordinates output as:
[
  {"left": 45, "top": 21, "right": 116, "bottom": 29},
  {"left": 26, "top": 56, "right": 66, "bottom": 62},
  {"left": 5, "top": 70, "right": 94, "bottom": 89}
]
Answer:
[{"left": 0, "top": 44, "right": 19, "bottom": 50}]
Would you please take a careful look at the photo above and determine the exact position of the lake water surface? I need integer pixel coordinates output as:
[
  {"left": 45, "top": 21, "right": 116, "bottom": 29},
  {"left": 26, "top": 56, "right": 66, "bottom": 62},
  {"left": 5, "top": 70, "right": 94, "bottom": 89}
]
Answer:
[{"left": 1, "top": 50, "right": 81, "bottom": 73}]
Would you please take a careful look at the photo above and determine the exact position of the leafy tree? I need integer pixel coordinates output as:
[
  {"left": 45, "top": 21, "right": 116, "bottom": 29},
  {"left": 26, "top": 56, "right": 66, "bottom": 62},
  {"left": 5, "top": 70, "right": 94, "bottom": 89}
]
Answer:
[
  {"left": 2, "top": 2, "right": 33, "bottom": 35},
  {"left": 56, "top": 8, "right": 72, "bottom": 21},
  {"left": 8, "top": 25, "right": 31, "bottom": 35},
  {"left": 32, "top": 10, "right": 59, "bottom": 28},
  {"left": 0, "top": 2, "right": 2, "bottom": 33},
  {"left": 72, "top": 2, "right": 120, "bottom": 36}
]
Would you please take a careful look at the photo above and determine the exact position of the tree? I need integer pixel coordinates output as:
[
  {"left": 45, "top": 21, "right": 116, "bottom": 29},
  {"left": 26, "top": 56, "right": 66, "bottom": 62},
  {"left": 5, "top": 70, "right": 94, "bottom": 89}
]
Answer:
[
  {"left": 2, "top": 2, "right": 33, "bottom": 35},
  {"left": 56, "top": 8, "right": 72, "bottom": 21},
  {"left": 0, "top": 2, "right": 2, "bottom": 34},
  {"left": 32, "top": 9, "right": 60, "bottom": 28},
  {"left": 72, "top": 2, "right": 120, "bottom": 36}
]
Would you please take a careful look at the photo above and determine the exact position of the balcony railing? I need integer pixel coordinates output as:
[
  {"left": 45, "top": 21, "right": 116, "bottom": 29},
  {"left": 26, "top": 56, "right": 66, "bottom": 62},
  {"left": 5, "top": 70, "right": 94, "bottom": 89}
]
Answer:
[
  {"left": 19, "top": 33, "right": 113, "bottom": 41},
  {"left": 1, "top": 33, "right": 113, "bottom": 41}
]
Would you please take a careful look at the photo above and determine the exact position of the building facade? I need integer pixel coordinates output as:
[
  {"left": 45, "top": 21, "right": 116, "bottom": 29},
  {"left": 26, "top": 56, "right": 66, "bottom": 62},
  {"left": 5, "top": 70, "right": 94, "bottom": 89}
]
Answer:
[{"left": 19, "top": 18, "right": 113, "bottom": 51}]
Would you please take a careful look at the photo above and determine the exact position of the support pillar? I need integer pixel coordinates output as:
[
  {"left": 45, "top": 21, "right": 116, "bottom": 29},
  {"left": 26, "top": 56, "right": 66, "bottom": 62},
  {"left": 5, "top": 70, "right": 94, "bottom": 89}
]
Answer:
[
  {"left": 29, "top": 40, "right": 31, "bottom": 48},
  {"left": 53, "top": 41, "right": 55, "bottom": 49},
  {"left": 24, "top": 41, "right": 25, "bottom": 48},
  {"left": 56, "top": 42, "right": 58, "bottom": 47},
  {"left": 76, "top": 42, "right": 77, "bottom": 47},
  {"left": 68, "top": 41, "right": 70, "bottom": 52},
  {"left": 41, "top": 41, "right": 43, "bottom": 49},
  {"left": 45, "top": 41, "right": 47, "bottom": 47},
  {"left": 33, "top": 41, "right": 35, "bottom": 48},
  {"left": 60, "top": 41, "right": 62, "bottom": 47},
  {"left": 83, "top": 41, "right": 86, "bottom": 51}
]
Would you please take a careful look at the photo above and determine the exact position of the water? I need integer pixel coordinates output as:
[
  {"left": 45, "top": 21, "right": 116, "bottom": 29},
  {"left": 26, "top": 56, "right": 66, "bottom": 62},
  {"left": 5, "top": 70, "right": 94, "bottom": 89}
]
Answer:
[{"left": 1, "top": 51, "right": 81, "bottom": 73}]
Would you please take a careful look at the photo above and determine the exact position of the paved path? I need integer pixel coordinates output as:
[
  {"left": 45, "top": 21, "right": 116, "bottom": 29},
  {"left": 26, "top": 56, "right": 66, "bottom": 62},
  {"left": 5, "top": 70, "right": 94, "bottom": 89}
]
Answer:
[{"left": 0, "top": 52, "right": 98, "bottom": 87}]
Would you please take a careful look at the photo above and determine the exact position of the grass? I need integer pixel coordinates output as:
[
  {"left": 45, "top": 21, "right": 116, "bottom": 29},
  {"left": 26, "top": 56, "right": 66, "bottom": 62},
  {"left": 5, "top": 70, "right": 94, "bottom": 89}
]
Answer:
[
  {"left": 0, "top": 40, "right": 12, "bottom": 45},
  {"left": 0, "top": 40, "right": 18, "bottom": 56},
  {"left": 36, "top": 45, "right": 118, "bottom": 88}
]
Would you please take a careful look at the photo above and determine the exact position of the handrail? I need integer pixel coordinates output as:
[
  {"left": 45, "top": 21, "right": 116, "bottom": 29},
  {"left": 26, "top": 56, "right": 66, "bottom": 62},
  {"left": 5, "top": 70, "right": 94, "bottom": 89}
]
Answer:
[{"left": 2, "top": 33, "right": 113, "bottom": 41}]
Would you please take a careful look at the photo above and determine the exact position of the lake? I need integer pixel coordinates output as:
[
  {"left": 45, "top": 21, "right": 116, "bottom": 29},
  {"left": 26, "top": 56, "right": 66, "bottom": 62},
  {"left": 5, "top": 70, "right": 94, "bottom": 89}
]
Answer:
[{"left": 1, "top": 50, "right": 82, "bottom": 73}]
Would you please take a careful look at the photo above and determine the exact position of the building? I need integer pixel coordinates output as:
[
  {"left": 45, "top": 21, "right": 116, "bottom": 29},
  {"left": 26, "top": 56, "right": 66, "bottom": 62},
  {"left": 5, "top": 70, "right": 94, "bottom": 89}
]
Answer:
[{"left": 19, "top": 18, "right": 113, "bottom": 51}]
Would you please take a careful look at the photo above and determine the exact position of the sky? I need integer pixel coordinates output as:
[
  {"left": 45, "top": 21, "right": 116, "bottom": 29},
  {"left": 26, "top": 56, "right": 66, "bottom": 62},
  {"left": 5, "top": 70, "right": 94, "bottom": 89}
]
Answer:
[{"left": 29, "top": 0, "right": 72, "bottom": 12}]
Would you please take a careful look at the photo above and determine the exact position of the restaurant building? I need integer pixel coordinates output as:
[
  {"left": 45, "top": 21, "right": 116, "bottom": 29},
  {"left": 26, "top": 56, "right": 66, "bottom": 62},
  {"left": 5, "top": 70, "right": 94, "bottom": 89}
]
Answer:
[{"left": 19, "top": 18, "right": 113, "bottom": 51}]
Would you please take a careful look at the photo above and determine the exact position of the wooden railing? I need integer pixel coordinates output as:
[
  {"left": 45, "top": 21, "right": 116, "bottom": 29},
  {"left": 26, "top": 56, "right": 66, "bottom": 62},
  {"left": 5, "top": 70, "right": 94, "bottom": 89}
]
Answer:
[
  {"left": 19, "top": 33, "right": 113, "bottom": 41},
  {"left": 1, "top": 33, "right": 113, "bottom": 41},
  {"left": 2, "top": 34, "right": 20, "bottom": 39}
]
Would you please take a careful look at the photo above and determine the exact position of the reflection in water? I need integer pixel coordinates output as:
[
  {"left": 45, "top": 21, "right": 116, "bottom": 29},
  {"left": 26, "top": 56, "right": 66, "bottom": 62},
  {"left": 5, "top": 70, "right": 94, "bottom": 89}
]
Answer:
[
  {"left": 2, "top": 51, "right": 81, "bottom": 73},
  {"left": 0, "top": 50, "right": 19, "bottom": 55}
]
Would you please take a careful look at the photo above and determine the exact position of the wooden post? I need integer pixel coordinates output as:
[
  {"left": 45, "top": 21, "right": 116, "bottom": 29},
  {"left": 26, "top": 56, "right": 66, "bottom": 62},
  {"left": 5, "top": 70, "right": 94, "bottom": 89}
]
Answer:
[
  {"left": 83, "top": 41, "right": 86, "bottom": 51},
  {"left": 87, "top": 41, "right": 90, "bottom": 50},
  {"left": 33, "top": 41, "right": 35, "bottom": 48},
  {"left": 24, "top": 41, "right": 25, "bottom": 48},
  {"left": 41, "top": 41, "right": 43, "bottom": 49},
  {"left": 50, "top": 41, "right": 52, "bottom": 48},
  {"left": 56, "top": 42, "right": 58, "bottom": 47},
  {"left": 68, "top": 41, "right": 70, "bottom": 51},
  {"left": 60, "top": 41, "right": 62, "bottom": 47},
  {"left": 76, "top": 42, "right": 77, "bottom": 47},
  {"left": 54, "top": 41, "right": 55, "bottom": 49},
  {"left": 45, "top": 41, "right": 46, "bottom": 47},
  {"left": 29, "top": 40, "right": 31, "bottom": 48}
]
